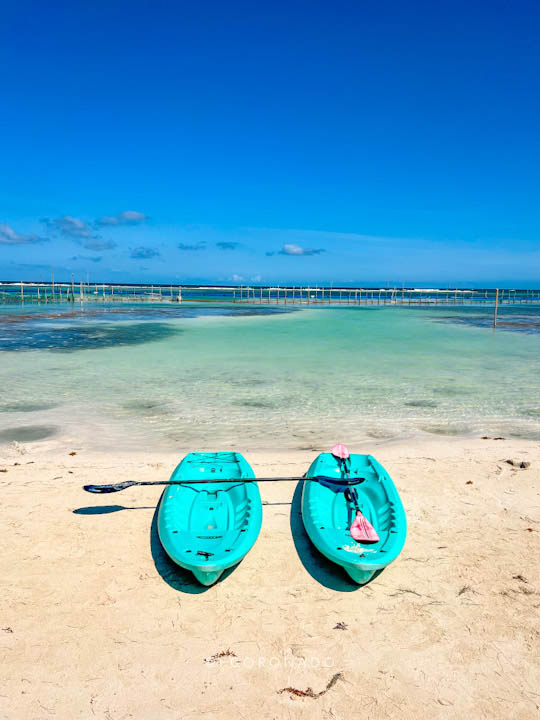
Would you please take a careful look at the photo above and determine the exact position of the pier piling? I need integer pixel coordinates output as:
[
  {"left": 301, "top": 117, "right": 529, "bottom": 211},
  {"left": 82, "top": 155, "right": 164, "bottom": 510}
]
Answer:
[{"left": 1, "top": 283, "right": 539, "bottom": 309}]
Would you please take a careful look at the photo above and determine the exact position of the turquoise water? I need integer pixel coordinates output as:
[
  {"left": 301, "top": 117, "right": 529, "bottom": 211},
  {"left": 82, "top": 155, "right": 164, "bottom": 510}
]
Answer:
[{"left": 1, "top": 302, "right": 539, "bottom": 451}]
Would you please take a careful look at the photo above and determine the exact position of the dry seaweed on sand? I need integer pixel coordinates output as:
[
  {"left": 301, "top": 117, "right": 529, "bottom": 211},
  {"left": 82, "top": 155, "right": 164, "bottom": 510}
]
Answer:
[
  {"left": 505, "top": 459, "right": 531, "bottom": 469},
  {"left": 204, "top": 649, "right": 237, "bottom": 663},
  {"left": 457, "top": 585, "right": 479, "bottom": 596},
  {"left": 278, "top": 672, "right": 343, "bottom": 699}
]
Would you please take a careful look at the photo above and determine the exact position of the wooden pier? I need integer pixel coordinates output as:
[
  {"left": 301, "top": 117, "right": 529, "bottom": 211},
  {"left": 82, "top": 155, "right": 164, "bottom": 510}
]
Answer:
[{"left": 1, "top": 282, "right": 539, "bottom": 307}]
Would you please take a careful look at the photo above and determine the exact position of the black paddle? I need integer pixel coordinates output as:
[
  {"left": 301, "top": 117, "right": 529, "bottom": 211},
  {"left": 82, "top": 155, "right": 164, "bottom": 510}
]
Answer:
[{"left": 83, "top": 475, "right": 366, "bottom": 494}]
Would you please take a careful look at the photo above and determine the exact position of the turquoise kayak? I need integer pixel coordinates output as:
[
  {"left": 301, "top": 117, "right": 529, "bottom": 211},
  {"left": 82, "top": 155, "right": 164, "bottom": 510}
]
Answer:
[
  {"left": 158, "top": 452, "right": 262, "bottom": 586},
  {"left": 302, "top": 452, "right": 406, "bottom": 584}
]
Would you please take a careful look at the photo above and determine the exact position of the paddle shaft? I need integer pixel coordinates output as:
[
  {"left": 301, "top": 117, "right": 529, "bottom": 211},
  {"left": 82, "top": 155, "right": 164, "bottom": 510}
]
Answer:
[
  {"left": 83, "top": 475, "right": 366, "bottom": 493},
  {"left": 129, "top": 477, "right": 302, "bottom": 485}
]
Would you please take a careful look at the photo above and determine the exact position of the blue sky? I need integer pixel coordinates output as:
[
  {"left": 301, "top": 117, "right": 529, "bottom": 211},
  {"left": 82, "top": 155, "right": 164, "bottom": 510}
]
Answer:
[{"left": 1, "top": 0, "right": 539, "bottom": 286}]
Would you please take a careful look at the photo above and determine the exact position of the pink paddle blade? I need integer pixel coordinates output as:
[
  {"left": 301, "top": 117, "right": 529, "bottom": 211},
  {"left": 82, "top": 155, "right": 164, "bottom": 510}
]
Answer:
[
  {"left": 351, "top": 511, "right": 380, "bottom": 543},
  {"left": 331, "top": 443, "right": 350, "bottom": 460}
]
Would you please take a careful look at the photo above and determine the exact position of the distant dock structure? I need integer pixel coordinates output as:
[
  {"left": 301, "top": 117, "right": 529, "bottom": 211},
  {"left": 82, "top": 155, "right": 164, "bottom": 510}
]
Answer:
[{"left": 1, "top": 282, "right": 539, "bottom": 307}]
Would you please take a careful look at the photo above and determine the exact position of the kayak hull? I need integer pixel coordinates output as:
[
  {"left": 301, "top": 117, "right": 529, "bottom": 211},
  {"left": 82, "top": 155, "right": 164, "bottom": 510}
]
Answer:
[
  {"left": 302, "top": 453, "right": 406, "bottom": 584},
  {"left": 158, "top": 452, "right": 262, "bottom": 586}
]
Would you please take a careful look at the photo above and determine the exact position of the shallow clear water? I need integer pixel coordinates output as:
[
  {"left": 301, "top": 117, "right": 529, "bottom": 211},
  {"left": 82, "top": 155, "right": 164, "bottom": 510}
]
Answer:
[{"left": 1, "top": 301, "right": 539, "bottom": 451}]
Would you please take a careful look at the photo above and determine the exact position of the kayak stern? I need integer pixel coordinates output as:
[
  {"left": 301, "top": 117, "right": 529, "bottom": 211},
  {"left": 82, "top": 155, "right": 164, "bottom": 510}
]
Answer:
[{"left": 192, "top": 569, "right": 224, "bottom": 586}]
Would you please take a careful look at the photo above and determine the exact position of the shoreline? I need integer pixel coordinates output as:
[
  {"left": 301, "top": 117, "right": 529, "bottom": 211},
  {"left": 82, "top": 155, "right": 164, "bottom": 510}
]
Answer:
[{"left": 2, "top": 424, "right": 539, "bottom": 459}]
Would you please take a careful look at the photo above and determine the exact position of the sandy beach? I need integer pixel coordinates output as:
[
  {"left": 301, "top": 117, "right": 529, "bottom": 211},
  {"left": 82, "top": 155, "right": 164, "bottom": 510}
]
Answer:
[
  {"left": 1, "top": 436, "right": 539, "bottom": 719},
  {"left": 3, "top": 0, "right": 540, "bottom": 716}
]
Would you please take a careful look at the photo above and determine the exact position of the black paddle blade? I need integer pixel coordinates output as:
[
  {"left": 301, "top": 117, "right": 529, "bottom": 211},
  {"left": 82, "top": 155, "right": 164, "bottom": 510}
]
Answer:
[{"left": 83, "top": 481, "right": 138, "bottom": 493}]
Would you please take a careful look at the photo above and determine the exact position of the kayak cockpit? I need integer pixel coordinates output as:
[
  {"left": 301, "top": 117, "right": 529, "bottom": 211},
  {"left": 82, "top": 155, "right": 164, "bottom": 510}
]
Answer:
[
  {"left": 158, "top": 453, "right": 262, "bottom": 586},
  {"left": 302, "top": 452, "right": 406, "bottom": 584}
]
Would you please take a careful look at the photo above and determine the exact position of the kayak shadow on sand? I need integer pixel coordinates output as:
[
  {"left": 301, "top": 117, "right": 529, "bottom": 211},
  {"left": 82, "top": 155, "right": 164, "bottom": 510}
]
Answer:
[
  {"left": 149, "top": 498, "right": 240, "bottom": 594},
  {"left": 290, "top": 481, "right": 381, "bottom": 592}
]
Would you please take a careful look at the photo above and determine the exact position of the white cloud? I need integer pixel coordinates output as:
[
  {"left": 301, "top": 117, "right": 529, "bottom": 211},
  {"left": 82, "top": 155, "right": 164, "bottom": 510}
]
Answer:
[
  {"left": 71, "top": 255, "right": 102, "bottom": 263},
  {"left": 178, "top": 242, "right": 206, "bottom": 251},
  {"left": 216, "top": 241, "right": 241, "bottom": 250},
  {"left": 42, "top": 216, "right": 95, "bottom": 240},
  {"left": 96, "top": 211, "right": 148, "bottom": 226},
  {"left": 85, "top": 239, "right": 116, "bottom": 251},
  {"left": 0, "top": 223, "right": 49, "bottom": 245},
  {"left": 40, "top": 216, "right": 121, "bottom": 250},
  {"left": 130, "top": 246, "right": 160, "bottom": 259},
  {"left": 278, "top": 243, "right": 325, "bottom": 256}
]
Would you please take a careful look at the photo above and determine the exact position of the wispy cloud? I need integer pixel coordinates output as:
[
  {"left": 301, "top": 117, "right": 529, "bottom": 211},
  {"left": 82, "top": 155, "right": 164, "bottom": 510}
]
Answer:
[
  {"left": 230, "top": 273, "right": 244, "bottom": 282},
  {"left": 71, "top": 255, "right": 102, "bottom": 263},
  {"left": 0, "top": 224, "right": 49, "bottom": 245},
  {"left": 10, "top": 262, "right": 50, "bottom": 269},
  {"left": 178, "top": 242, "right": 206, "bottom": 251},
  {"left": 40, "top": 215, "right": 113, "bottom": 251},
  {"left": 216, "top": 241, "right": 241, "bottom": 250},
  {"left": 96, "top": 211, "right": 148, "bottom": 227},
  {"left": 84, "top": 239, "right": 117, "bottom": 251},
  {"left": 130, "top": 246, "right": 160, "bottom": 259},
  {"left": 277, "top": 243, "right": 325, "bottom": 256},
  {"left": 41, "top": 211, "right": 146, "bottom": 249},
  {"left": 41, "top": 216, "right": 95, "bottom": 240}
]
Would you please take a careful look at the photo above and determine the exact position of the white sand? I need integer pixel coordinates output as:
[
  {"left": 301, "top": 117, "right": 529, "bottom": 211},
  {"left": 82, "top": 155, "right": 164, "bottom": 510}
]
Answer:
[{"left": 1, "top": 437, "right": 539, "bottom": 719}]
